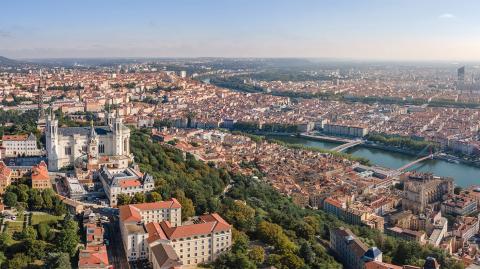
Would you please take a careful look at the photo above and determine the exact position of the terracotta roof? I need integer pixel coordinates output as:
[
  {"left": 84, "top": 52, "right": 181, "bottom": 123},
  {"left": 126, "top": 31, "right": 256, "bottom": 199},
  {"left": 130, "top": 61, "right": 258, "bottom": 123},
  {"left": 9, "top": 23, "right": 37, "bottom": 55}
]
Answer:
[
  {"left": 2, "top": 134, "right": 28, "bottom": 141},
  {"left": 150, "top": 243, "right": 182, "bottom": 269},
  {"left": 31, "top": 161, "right": 49, "bottom": 181},
  {"left": 0, "top": 161, "right": 12, "bottom": 180},
  {"left": 119, "top": 198, "right": 182, "bottom": 222},
  {"left": 154, "top": 213, "right": 231, "bottom": 240},
  {"left": 146, "top": 222, "right": 168, "bottom": 243},
  {"left": 119, "top": 179, "right": 141, "bottom": 188},
  {"left": 78, "top": 245, "right": 110, "bottom": 267}
]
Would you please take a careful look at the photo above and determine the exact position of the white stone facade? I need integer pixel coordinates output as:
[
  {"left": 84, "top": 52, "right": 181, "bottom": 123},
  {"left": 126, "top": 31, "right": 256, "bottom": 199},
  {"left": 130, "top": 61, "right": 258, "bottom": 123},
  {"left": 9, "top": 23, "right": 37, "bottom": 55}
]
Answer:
[
  {"left": 2, "top": 133, "right": 41, "bottom": 157},
  {"left": 45, "top": 111, "right": 130, "bottom": 171}
]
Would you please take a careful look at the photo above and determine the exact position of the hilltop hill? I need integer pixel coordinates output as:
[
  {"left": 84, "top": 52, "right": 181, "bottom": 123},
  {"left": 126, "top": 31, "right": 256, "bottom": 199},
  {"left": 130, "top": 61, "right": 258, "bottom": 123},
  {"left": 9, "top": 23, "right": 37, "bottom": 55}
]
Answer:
[{"left": 0, "top": 56, "right": 21, "bottom": 66}]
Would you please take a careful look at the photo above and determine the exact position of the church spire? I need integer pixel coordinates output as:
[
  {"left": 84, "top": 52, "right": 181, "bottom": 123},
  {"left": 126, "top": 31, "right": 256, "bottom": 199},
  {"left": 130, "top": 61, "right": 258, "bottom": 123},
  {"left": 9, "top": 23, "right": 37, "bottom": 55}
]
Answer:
[{"left": 90, "top": 119, "right": 96, "bottom": 137}]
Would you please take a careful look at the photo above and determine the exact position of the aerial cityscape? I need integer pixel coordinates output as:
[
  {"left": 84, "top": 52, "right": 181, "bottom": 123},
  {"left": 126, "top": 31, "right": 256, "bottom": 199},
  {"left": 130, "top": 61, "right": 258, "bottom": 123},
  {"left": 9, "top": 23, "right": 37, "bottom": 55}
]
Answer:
[{"left": 1, "top": 1, "right": 480, "bottom": 269}]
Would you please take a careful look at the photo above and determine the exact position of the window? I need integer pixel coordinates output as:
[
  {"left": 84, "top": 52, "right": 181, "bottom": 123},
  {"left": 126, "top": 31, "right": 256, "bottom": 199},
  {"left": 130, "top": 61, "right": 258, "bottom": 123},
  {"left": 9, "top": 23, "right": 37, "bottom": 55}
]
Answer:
[
  {"left": 65, "top": 147, "right": 72, "bottom": 155},
  {"left": 99, "top": 144, "right": 105, "bottom": 154}
]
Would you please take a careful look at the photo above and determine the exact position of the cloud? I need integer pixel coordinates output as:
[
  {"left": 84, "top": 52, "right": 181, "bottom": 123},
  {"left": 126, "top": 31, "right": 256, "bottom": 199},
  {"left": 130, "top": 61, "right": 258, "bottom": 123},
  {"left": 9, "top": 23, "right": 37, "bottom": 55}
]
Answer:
[{"left": 439, "top": 13, "right": 455, "bottom": 19}]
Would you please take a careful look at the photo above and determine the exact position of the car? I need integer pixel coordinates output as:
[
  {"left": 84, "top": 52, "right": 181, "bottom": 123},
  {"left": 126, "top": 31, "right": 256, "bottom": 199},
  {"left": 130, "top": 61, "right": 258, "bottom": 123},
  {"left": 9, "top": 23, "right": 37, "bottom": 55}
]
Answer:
[{"left": 10, "top": 216, "right": 16, "bottom": 220}]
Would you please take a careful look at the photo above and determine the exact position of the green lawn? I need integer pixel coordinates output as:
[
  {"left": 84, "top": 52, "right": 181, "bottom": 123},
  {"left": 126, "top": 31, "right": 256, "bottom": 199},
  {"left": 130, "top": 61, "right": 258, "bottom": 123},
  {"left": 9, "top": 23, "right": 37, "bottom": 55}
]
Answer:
[
  {"left": 5, "top": 215, "right": 25, "bottom": 236},
  {"left": 30, "top": 212, "right": 63, "bottom": 226}
]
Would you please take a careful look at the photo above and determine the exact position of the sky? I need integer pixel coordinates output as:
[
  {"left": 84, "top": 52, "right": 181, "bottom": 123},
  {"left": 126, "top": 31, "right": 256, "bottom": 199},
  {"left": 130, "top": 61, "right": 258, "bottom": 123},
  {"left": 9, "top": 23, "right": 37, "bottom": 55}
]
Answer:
[{"left": 1, "top": 0, "right": 479, "bottom": 61}]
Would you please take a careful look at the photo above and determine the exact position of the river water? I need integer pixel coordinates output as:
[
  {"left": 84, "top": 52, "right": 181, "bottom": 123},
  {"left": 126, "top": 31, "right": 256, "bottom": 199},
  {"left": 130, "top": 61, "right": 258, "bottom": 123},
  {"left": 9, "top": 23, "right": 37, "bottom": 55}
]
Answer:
[{"left": 268, "top": 135, "right": 480, "bottom": 188}]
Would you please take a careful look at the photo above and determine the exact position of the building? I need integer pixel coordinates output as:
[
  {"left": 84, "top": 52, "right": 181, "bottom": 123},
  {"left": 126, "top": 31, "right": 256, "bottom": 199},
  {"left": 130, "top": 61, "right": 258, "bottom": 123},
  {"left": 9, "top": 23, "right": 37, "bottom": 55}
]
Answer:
[
  {"left": 1, "top": 133, "right": 41, "bottom": 157},
  {"left": 119, "top": 199, "right": 182, "bottom": 227},
  {"left": 119, "top": 200, "right": 232, "bottom": 267},
  {"left": 402, "top": 173, "right": 453, "bottom": 214},
  {"left": 0, "top": 162, "right": 12, "bottom": 194},
  {"left": 324, "top": 197, "right": 384, "bottom": 231},
  {"left": 46, "top": 109, "right": 131, "bottom": 171},
  {"left": 452, "top": 215, "right": 479, "bottom": 242},
  {"left": 147, "top": 213, "right": 232, "bottom": 267},
  {"left": 119, "top": 199, "right": 182, "bottom": 261},
  {"left": 330, "top": 227, "right": 382, "bottom": 269},
  {"left": 323, "top": 123, "right": 368, "bottom": 137},
  {"left": 97, "top": 166, "right": 155, "bottom": 206},
  {"left": 441, "top": 194, "right": 477, "bottom": 216},
  {"left": 78, "top": 245, "right": 111, "bottom": 269},
  {"left": 85, "top": 222, "right": 105, "bottom": 246},
  {"left": 149, "top": 242, "right": 182, "bottom": 269},
  {"left": 31, "top": 161, "right": 51, "bottom": 189},
  {"left": 386, "top": 227, "right": 426, "bottom": 244},
  {"left": 78, "top": 213, "right": 111, "bottom": 269},
  {"left": 458, "top": 66, "right": 465, "bottom": 82}
]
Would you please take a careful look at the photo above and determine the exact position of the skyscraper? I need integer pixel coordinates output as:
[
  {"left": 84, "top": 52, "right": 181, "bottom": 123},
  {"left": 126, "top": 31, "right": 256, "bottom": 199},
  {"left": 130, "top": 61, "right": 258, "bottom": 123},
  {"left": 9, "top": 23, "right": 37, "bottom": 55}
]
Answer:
[{"left": 458, "top": 66, "right": 465, "bottom": 82}]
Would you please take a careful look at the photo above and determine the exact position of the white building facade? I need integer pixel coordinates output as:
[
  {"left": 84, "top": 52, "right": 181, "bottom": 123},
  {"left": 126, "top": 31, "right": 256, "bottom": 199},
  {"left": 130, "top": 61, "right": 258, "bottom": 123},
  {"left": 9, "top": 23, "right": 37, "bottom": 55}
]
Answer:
[
  {"left": 97, "top": 166, "right": 155, "bottom": 206},
  {"left": 2, "top": 133, "right": 41, "bottom": 157},
  {"left": 45, "top": 110, "right": 130, "bottom": 171},
  {"left": 119, "top": 199, "right": 182, "bottom": 261}
]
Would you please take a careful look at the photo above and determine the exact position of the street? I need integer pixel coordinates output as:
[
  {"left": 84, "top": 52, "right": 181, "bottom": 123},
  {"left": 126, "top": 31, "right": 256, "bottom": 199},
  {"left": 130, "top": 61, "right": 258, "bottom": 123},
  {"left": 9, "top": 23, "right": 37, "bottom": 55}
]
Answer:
[{"left": 103, "top": 214, "right": 130, "bottom": 269}]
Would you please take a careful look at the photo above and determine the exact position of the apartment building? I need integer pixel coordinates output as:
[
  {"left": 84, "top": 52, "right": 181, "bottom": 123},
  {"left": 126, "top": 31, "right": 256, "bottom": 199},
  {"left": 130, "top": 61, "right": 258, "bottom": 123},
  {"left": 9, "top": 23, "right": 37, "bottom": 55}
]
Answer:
[
  {"left": 119, "top": 199, "right": 182, "bottom": 261},
  {"left": 441, "top": 194, "right": 477, "bottom": 216},
  {"left": 147, "top": 213, "right": 232, "bottom": 267},
  {"left": 1, "top": 133, "right": 41, "bottom": 157},
  {"left": 330, "top": 227, "right": 382, "bottom": 269},
  {"left": 98, "top": 166, "right": 155, "bottom": 206},
  {"left": 323, "top": 123, "right": 369, "bottom": 137},
  {"left": 78, "top": 213, "right": 111, "bottom": 269},
  {"left": 119, "top": 200, "right": 232, "bottom": 267}
]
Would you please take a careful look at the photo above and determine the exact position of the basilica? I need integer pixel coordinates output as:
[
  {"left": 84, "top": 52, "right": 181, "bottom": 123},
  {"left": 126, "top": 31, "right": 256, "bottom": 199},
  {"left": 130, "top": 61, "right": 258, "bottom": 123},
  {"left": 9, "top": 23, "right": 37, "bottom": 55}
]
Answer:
[{"left": 46, "top": 110, "right": 131, "bottom": 171}]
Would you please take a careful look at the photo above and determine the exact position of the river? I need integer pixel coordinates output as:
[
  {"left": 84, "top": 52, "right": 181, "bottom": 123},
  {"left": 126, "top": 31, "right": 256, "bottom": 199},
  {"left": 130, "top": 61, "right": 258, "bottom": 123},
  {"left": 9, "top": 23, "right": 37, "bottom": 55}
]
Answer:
[{"left": 268, "top": 135, "right": 480, "bottom": 188}]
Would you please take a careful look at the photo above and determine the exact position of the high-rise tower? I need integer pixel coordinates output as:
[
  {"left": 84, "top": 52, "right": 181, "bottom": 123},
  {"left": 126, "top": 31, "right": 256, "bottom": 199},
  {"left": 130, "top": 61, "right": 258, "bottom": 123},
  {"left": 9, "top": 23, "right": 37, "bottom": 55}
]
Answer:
[{"left": 37, "top": 70, "right": 47, "bottom": 130}]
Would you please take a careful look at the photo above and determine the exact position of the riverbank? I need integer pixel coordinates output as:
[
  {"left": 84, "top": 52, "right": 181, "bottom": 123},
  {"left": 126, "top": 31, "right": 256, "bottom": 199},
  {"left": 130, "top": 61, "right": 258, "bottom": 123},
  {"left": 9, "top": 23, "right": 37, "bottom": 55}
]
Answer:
[{"left": 268, "top": 134, "right": 480, "bottom": 188}]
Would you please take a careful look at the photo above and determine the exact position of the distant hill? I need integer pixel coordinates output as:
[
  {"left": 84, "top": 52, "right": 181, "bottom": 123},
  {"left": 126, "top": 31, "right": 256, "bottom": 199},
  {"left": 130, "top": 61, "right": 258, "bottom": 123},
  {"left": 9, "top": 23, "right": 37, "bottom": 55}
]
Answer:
[{"left": 0, "top": 56, "right": 21, "bottom": 66}]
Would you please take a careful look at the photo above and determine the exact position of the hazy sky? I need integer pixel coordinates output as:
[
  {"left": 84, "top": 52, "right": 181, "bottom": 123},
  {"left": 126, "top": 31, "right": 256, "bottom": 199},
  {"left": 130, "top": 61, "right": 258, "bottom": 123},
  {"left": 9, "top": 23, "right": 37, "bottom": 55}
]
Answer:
[{"left": 1, "top": 0, "right": 479, "bottom": 60}]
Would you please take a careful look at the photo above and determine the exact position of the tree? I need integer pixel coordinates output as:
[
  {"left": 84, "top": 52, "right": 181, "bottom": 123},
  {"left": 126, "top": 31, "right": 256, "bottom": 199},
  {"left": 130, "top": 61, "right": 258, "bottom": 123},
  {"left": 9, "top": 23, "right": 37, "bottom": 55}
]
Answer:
[
  {"left": 21, "top": 226, "right": 37, "bottom": 241},
  {"left": 117, "top": 193, "right": 131, "bottom": 206},
  {"left": 213, "top": 252, "right": 256, "bottom": 269},
  {"left": 174, "top": 190, "right": 194, "bottom": 220},
  {"left": 17, "top": 190, "right": 29, "bottom": 203},
  {"left": 147, "top": 191, "right": 162, "bottom": 202},
  {"left": 0, "top": 251, "right": 5, "bottom": 267},
  {"left": 30, "top": 191, "right": 45, "bottom": 210},
  {"left": 42, "top": 189, "right": 55, "bottom": 210},
  {"left": 4, "top": 192, "right": 17, "bottom": 207},
  {"left": 37, "top": 222, "right": 51, "bottom": 240},
  {"left": 45, "top": 252, "right": 72, "bottom": 269},
  {"left": 248, "top": 246, "right": 265, "bottom": 265},
  {"left": 132, "top": 193, "right": 146, "bottom": 204},
  {"left": 224, "top": 200, "right": 256, "bottom": 231},
  {"left": 280, "top": 253, "right": 304, "bottom": 269},
  {"left": 0, "top": 233, "right": 12, "bottom": 250},
  {"left": 8, "top": 253, "right": 30, "bottom": 269},
  {"left": 26, "top": 239, "right": 47, "bottom": 259},
  {"left": 257, "top": 221, "right": 297, "bottom": 254},
  {"left": 231, "top": 230, "right": 249, "bottom": 254},
  {"left": 56, "top": 218, "right": 79, "bottom": 257},
  {"left": 53, "top": 199, "right": 67, "bottom": 216}
]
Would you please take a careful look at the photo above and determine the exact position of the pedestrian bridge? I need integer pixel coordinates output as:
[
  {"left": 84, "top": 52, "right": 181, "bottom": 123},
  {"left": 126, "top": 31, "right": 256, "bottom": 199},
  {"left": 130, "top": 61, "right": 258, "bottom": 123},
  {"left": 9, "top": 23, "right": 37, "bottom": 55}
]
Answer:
[
  {"left": 331, "top": 140, "right": 363, "bottom": 152},
  {"left": 390, "top": 154, "right": 435, "bottom": 177}
]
